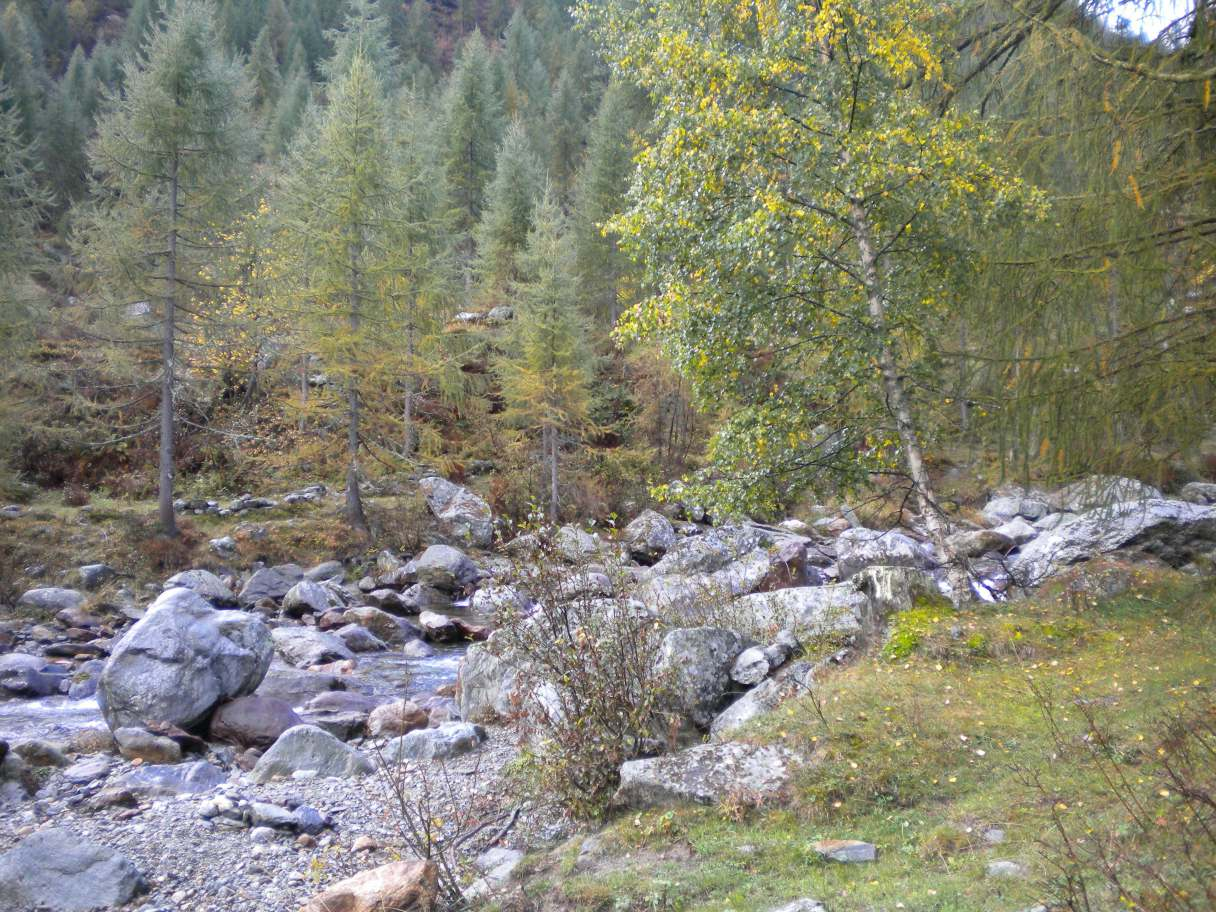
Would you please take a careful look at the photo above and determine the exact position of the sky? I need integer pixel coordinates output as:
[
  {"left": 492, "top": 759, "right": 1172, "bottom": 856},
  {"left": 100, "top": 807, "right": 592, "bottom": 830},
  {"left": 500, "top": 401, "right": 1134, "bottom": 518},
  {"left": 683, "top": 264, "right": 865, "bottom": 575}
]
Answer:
[{"left": 1105, "top": 0, "right": 1194, "bottom": 40}]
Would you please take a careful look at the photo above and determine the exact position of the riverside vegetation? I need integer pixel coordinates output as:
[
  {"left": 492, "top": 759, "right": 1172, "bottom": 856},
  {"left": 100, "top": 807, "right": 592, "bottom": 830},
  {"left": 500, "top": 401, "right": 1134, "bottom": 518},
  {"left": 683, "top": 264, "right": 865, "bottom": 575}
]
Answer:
[{"left": 0, "top": 1, "right": 1214, "bottom": 912}]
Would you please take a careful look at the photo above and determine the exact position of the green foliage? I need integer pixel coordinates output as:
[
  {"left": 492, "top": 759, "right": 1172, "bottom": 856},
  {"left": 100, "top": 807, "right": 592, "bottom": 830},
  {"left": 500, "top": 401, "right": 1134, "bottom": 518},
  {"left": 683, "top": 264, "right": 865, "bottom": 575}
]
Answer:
[
  {"left": 580, "top": 0, "right": 1042, "bottom": 518},
  {"left": 440, "top": 29, "right": 504, "bottom": 231},
  {"left": 475, "top": 117, "right": 543, "bottom": 294}
]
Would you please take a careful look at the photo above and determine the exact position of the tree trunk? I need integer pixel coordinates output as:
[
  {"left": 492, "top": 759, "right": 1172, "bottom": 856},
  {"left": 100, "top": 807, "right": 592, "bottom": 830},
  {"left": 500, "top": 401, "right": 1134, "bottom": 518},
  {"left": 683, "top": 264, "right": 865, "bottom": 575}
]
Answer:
[
  {"left": 158, "top": 157, "right": 180, "bottom": 538},
  {"left": 547, "top": 424, "right": 559, "bottom": 523},
  {"left": 298, "top": 353, "right": 308, "bottom": 433},
  {"left": 402, "top": 325, "right": 416, "bottom": 458},
  {"left": 848, "top": 200, "right": 964, "bottom": 588},
  {"left": 345, "top": 252, "right": 369, "bottom": 536}
]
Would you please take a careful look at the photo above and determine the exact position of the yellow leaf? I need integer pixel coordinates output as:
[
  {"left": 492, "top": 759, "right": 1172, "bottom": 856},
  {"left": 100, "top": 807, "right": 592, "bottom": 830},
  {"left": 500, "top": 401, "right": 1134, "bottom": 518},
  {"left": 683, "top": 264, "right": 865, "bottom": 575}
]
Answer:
[
  {"left": 1109, "top": 139, "right": 1121, "bottom": 174},
  {"left": 1128, "top": 173, "right": 1144, "bottom": 209}
]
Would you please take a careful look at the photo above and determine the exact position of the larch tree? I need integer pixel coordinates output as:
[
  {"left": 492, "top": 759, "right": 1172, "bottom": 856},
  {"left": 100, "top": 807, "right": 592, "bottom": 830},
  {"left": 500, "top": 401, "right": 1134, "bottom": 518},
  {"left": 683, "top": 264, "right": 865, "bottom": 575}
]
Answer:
[
  {"left": 274, "top": 49, "right": 398, "bottom": 534},
  {"left": 440, "top": 29, "right": 504, "bottom": 237},
  {"left": 580, "top": 0, "right": 1041, "bottom": 567},
  {"left": 496, "top": 187, "right": 596, "bottom": 521},
  {"left": 79, "top": 0, "right": 253, "bottom": 537}
]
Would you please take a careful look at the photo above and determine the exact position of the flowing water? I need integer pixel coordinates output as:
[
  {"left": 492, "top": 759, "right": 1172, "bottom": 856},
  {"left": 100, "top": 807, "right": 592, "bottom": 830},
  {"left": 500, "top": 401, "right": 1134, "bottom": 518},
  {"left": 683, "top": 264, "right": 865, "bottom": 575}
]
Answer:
[{"left": 0, "top": 606, "right": 490, "bottom": 744}]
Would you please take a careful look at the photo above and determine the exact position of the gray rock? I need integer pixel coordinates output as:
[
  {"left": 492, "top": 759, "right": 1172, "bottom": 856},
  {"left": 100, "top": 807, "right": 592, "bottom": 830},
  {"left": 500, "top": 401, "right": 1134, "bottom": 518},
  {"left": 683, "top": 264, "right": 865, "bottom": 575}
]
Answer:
[
  {"left": 381, "top": 722, "right": 486, "bottom": 761},
  {"left": 986, "top": 859, "right": 1028, "bottom": 879},
  {"left": 249, "top": 826, "right": 277, "bottom": 844},
  {"left": 114, "top": 727, "right": 182, "bottom": 764},
  {"left": 711, "top": 662, "right": 815, "bottom": 739},
  {"left": 304, "top": 560, "right": 345, "bottom": 582},
  {"left": 250, "top": 800, "right": 298, "bottom": 829},
  {"left": 554, "top": 525, "right": 605, "bottom": 562},
  {"left": 334, "top": 624, "right": 386, "bottom": 653},
  {"left": 982, "top": 494, "right": 1052, "bottom": 525},
  {"left": 282, "top": 580, "right": 334, "bottom": 616},
  {"left": 655, "top": 627, "right": 747, "bottom": 728},
  {"left": 340, "top": 606, "right": 418, "bottom": 644},
  {"left": 74, "top": 564, "right": 117, "bottom": 590},
  {"left": 270, "top": 627, "right": 354, "bottom": 668},
  {"left": 835, "top": 528, "right": 938, "bottom": 579},
  {"left": 253, "top": 667, "right": 348, "bottom": 706},
  {"left": 652, "top": 525, "right": 766, "bottom": 575},
  {"left": 401, "top": 583, "right": 454, "bottom": 613},
  {"left": 993, "top": 517, "right": 1039, "bottom": 547},
  {"left": 457, "top": 644, "right": 518, "bottom": 723},
  {"left": 250, "top": 724, "right": 373, "bottom": 782},
  {"left": 163, "top": 569, "right": 236, "bottom": 605},
  {"left": 62, "top": 756, "right": 112, "bottom": 784},
  {"left": 814, "top": 839, "right": 877, "bottom": 863},
  {"left": 209, "top": 536, "right": 237, "bottom": 558},
  {"left": 732, "top": 585, "right": 867, "bottom": 636},
  {"left": 17, "top": 587, "right": 86, "bottom": 614},
  {"left": 418, "top": 476, "right": 494, "bottom": 548},
  {"left": 209, "top": 695, "right": 303, "bottom": 749},
  {"left": 614, "top": 741, "right": 802, "bottom": 808},
  {"left": 623, "top": 510, "right": 678, "bottom": 564},
  {"left": 1012, "top": 499, "right": 1216, "bottom": 582},
  {"left": 470, "top": 585, "right": 530, "bottom": 615},
  {"left": 98, "top": 587, "right": 272, "bottom": 730},
  {"left": 946, "top": 528, "right": 1014, "bottom": 558},
  {"left": 239, "top": 566, "right": 299, "bottom": 606},
  {"left": 294, "top": 805, "right": 326, "bottom": 834},
  {"left": 768, "top": 901, "right": 827, "bottom": 912},
  {"left": 412, "top": 545, "right": 478, "bottom": 591},
  {"left": 120, "top": 760, "right": 227, "bottom": 795},
  {"left": 1048, "top": 475, "right": 1162, "bottom": 511},
  {"left": 1181, "top": 481, "right": 1216, "bottom": 505},
  {"left": 0, "top": 828, "right": 145, "bottom": 911},
  {"left": 0, "top": 653, "right": 70, "bottom": 697},
  {"left": 730, "top": 647, "right": 772, "bottom": 686},
  {"left": 12, "top": 739, "right": 68, "bottom": 768}
]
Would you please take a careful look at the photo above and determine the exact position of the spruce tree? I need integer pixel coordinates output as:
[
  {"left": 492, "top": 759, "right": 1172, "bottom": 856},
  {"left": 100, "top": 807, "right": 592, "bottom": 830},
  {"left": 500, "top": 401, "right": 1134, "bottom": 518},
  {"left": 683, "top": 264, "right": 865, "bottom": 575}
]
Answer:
[
  {"left": 543, "top": 65, "right": 584, "bottom": 197},
  {"left": 322, "top": 0, "right": 398, "bottom": 86},
  {"left": 38, "top": 82, "right": 89, "bottom": 212},
  {"left": 80, "top": 0, "right": 253, "bottom": 537},
  {"left": 249, "top": 25, "right": 283, "bottom": 112},
  {"left": 475, "top": 118, "right": 543, "bottom": 296},
  {"left": 274, "top": 50, "right": 398, "bottom": 533},
  {"left": 268, "top": 65, "right": 311, "bottom": 154},
  {"left": 399, "top": 0, "right": 437, "bottom": 75},
  {"left": 0, "top": 77, "right": 49, "bottom": 355},
  {"left": 496, "top": 187, "right": 595, "bottom": 521},
  {"left": 572, "top": 78, "right": 641, "bottom": 325},
  {"left": 440, "top": 29, "right": 503, "bottom": 233}
]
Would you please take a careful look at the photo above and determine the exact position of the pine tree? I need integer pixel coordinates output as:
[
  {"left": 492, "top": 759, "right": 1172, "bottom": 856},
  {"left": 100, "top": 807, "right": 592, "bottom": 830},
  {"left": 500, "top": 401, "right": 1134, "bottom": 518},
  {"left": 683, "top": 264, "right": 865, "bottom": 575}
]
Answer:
[
  {"left": 476, "top": 118, "right": 543, "bottom": 296},
  {"left": 496, "top": 187, "right": 595, "bottom": 521},
  {"left": 80, "top": 0, "right": 253, "bottom": 537},
  {"left": 274, "top": 50, "right": 398, "bottom": 533}
]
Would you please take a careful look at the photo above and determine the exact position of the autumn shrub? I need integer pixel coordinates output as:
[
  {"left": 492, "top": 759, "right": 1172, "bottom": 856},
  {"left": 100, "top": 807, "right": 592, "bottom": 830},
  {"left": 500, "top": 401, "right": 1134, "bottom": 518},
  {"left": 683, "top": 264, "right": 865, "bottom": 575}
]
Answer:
[
  {"left": 1023, "top": 683, "right": 1216, "bottom": 912},
  {"left": 367, "top": 492, "right": 431, "bottom": 555},
  {"left": 496, "top": 529, "right": 672, "bottom": 819}
]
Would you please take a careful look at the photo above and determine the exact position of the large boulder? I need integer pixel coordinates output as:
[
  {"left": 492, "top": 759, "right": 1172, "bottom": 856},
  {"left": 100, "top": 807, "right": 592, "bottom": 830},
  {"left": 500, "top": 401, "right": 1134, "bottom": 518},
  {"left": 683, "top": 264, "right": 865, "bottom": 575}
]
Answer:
[
  {"left": 0, "top": 828, "right": 145, "bottom": 911},
  {"left": 298, "top": 859, "right": 437, "bottom": 912},
  {"left": 458, "top": 644, "right": 519, "bottom": 723},
  {"left": 623, "top": 510, "right": 678, "bottom": 564},
  {"left": 238, "top": 566, "right": 298, "bottom": 606},
  {"left": 250, "top": 724, "right": 373, "bottom": 782},
  {"left": 163, "top": 569, "right": 236, "bottom": 605},
  {"left": 419, "top": 476, "right": 494, "bottom": 548},
  {"left": 340, "top": 606, "right": 419, "bottom": 644},
  {"left": 17, "top": 587, "right": 86, "bottom": 615},
  {"left": 412, "top": 545, "right": 478, "bottom": 591},
  {"left": 835, "top": 528, "right": 939, "bottom": 580},
  {"left": 654, "top": 627, "right": 747, "bottom": 728},
  {"left": 614, "top": 741, "right": 802, "bottom": 808},
  {"left": 1048, "top": 475, "right": 1162, "bottom": 512},
  {"left": 271, "top": 627, "right": 355, "bottom": 668},
  {"left": 1180, "top": 481, "right": 1216, "bottom": 505},
  {"left": 0, "top": 653, "right": 70, "bottom": 697},
  {"left": 711, "top": 662, "right": 816, "bottom": 739},
  {"left": 382, "top": 722, "right": 486, "bottom": 761},
  {"left": 119, "top": 759, "right": 228, "bottom": 796},
  {"left": 651, "top": 524, "right": 767, "bottom": 576},
  {"left": 282, "top": 580, "right": 336, "bottom": 617},
  {"left": 210, "top": 695, "right": 303, "bottom": 749},
  {"left": 253, "top": 667, "right": 349, "bottom": 706},
  {"left": 981, "top": 493, "right": 1052, "bottom": 525},
  {"left": 98, "top": 588, "right": 272, "bottom": 731},
  {"left": 367, "top": 699, "right": 428, "bottom": 738},
  {"left": 1012, "top": 499, "right": 1216, "bottom": 582},
  {"left": 732, "top": 585, "right": 868, "bottom": 636},
  {"left": 554, "top": 525, "right": 606, "bottom": 562}
]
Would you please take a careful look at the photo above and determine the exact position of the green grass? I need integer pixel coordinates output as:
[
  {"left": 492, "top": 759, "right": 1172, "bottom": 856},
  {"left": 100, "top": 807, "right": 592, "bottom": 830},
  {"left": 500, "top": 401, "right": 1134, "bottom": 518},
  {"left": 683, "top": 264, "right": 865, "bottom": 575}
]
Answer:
[{"left": 512, "top": 569, "right": 1216, "bottom": 912}]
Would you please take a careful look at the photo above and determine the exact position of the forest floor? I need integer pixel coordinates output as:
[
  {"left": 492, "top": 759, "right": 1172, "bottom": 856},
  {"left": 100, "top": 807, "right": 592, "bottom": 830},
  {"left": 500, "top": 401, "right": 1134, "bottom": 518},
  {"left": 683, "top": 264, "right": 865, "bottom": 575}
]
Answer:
[{"left": 507, "top": 568, "right": 1216, "bottom": 912}]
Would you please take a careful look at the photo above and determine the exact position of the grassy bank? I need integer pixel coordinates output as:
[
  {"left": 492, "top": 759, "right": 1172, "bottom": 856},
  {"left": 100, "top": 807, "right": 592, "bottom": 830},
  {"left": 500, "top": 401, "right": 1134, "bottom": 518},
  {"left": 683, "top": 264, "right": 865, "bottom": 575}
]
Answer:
[{"left": 513, "top": 568, "right": 1216, "bottom": 912}]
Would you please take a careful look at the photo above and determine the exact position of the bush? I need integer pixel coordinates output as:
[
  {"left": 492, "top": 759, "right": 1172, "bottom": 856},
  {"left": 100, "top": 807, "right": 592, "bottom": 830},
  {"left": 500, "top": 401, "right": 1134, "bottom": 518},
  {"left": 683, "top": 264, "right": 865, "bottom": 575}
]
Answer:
[
  {"left": 1023, "top": 682, "right": 1216, "bottom": 912},
  {"left": 496, "top": 528, "right": 673, "bottom": 820}
]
